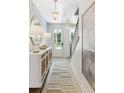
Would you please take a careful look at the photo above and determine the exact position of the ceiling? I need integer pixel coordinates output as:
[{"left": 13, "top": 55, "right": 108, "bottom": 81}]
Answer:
[{"left": 32, "top": 0, "right": 79, "bottom": 23}]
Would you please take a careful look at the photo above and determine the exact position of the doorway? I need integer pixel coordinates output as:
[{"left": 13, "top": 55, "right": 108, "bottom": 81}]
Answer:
[{"left": 52, "top": 28, "right": 64, "bottom": 57}]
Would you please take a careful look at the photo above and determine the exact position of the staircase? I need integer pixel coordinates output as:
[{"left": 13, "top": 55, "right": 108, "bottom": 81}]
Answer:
[{"left": 70, "top": 18, "right": 79, "bottom": 57}]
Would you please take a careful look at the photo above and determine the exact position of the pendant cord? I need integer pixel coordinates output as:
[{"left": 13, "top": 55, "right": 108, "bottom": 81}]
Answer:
[{"left": 55, "top": 0, "right": 56, "bottom": 10}]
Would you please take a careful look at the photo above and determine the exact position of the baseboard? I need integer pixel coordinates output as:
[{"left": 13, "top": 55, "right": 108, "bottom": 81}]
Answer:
[
  {"left": 71, "top": 64, "right": 84, "bottom": 92},
  {"left": 71, "top": 64, "right": 95, "bottom": 93}
]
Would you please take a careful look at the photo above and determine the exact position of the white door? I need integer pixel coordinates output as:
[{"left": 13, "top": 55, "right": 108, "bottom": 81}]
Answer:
[{"left": 52, "top": 28, "right": 65, "bottom": 57}]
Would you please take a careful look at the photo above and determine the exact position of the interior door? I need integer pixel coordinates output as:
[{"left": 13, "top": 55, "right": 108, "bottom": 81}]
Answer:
[{"left": 52, "top": 28, "right": 64, "bottom": 57}]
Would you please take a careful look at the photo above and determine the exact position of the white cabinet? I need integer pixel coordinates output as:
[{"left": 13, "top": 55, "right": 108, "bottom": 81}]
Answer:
[{"left": 29, "top": 47, "right": 52, "bottom": 88}]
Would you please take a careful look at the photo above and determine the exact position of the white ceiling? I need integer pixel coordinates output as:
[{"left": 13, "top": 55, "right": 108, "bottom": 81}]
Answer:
[{"left": 32, "top": 0, "right": 79, "bottom": 23}]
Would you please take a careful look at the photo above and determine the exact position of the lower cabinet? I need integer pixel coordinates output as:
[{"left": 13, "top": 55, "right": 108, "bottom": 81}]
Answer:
[{"left": 29, "top": 47, "right": 52, "bottom": 90}]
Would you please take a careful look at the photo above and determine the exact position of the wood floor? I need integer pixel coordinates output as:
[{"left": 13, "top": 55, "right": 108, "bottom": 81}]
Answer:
[
  {"left": 30, "top": 58, "right": 82, "bottom": 93},
  {"left": 29, "top": 88, "right": 41, "bottom": 93}
]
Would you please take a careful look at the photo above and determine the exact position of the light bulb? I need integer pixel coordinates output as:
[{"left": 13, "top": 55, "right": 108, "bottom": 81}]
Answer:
[{"left": 52, "top": 10, "right": 59, "bottom": 17}]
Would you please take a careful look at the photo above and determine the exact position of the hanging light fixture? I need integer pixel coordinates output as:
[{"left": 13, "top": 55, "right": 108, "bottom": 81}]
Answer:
[{"left": 52, "top": 0, "right": 59, "bottom": 20}]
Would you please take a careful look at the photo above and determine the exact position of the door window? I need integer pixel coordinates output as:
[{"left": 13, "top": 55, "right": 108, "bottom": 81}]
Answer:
[{"left": 54, "top": 29, "right": 62, "bottom": 49}]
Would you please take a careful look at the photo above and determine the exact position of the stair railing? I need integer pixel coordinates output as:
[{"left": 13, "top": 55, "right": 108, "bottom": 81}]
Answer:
[{"left": 70, "top": 18, "right": 80, "bottom": 57}]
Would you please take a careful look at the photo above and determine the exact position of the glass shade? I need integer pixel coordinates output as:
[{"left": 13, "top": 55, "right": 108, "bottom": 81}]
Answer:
[
  {"left": 52, "top": 10, "right": 59, "bottom": 17},
  {"left": 29, "top": 25, "right": 44, "bottom": 36}
]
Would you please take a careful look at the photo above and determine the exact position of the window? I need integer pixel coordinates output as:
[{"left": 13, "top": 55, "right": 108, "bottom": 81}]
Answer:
[
  {"left": 54, "top": 29, "right": 62, "bottom": 49},
  {"left": 69, "top": 26, "right": 75, "bottom": 42}
]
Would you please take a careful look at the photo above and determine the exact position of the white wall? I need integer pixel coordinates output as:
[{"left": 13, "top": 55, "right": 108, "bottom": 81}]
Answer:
[
  {"left": 70, "top": 0, "right": 95, "bottom": 93},
  {"left": 29, "top": 0, "right": 49, "bottom": 48},
  {"left": 30, "top": 0, "right": 48, "bottom": 32}
]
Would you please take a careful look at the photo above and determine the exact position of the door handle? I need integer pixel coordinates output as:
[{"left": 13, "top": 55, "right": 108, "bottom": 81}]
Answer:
[{"left": 61, "top": 42, "right": 63, "bottom": 47}]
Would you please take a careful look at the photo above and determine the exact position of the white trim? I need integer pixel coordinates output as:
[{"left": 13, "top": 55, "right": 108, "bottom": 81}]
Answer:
[
  {"left": 71, "top": 64, "right": 83, "bottom": 92},
  {"left": 83, "top": 48, "right": 95, "bottom": 52},
  {"left": 71, "top": 64, "right": 95, "bottom": 93}
]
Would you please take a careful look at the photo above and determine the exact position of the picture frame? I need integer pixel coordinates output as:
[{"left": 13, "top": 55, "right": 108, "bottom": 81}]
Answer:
[{"left": 82, "top": 2, "right": 95, "bottom": 90}]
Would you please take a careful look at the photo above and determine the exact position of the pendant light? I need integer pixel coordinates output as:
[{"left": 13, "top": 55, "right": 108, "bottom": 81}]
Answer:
[{"left": 52, "top": 0, "right": 59, "bottom": 20}]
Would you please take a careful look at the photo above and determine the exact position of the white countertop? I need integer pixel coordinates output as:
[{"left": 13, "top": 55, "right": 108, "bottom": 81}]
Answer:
[{"left": 29, "top": 47, "right": 52, "bottom": 55}]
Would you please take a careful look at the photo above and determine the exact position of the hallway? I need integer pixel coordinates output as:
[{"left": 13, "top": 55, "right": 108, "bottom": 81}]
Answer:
[
  {"left": 42, "top": 58, "right": 82, "bottom": 93},
  {"left": 29, "top": 0, "right": 95, "bottom": 93}
]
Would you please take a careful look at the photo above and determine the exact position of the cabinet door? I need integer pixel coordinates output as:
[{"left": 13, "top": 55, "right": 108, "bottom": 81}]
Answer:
[
  {"left": 49, "top": 50, "right": 52, "bottom": 61},
  {"left": 41, "top": 59, "right": 46, "bottom": 77},
  {"left": 46, "top": 55, "right": 48, "bottom": 67}
]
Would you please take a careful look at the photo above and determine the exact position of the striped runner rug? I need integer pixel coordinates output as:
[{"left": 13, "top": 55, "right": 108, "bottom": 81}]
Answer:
[{"left": 42, "top": 58, "right": 82, "bottom": 93}]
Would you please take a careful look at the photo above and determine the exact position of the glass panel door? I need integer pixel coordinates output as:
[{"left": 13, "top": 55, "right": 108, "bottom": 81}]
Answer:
[
  {"left": 52, "top": 28, "right": 64, "bottom": 57},
  {"left": 54, "top": 29, "right": 62, "bottom": 49}
]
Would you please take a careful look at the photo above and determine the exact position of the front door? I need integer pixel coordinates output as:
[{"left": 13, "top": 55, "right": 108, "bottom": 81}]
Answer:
[{"left": 52, "top": 28, "right": 64, "bottom": 57}]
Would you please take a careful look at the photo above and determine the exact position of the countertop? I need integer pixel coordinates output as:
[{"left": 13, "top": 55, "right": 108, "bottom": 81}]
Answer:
[{"left": 29, "top": 47, "right": 52, "bottom": 55}]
